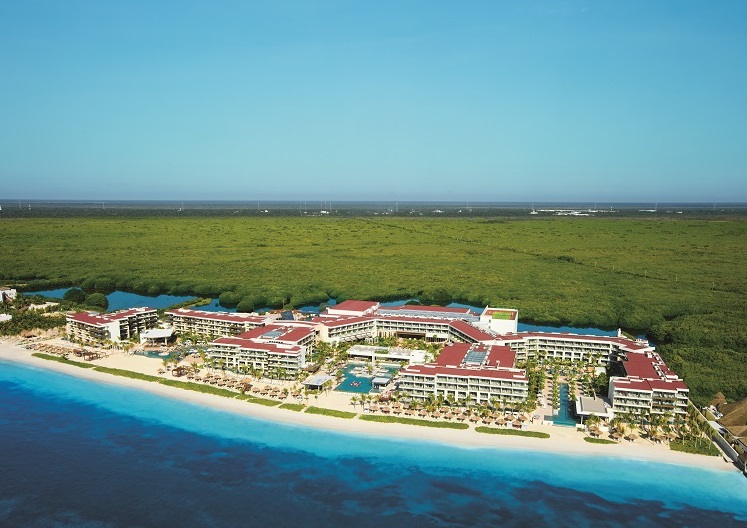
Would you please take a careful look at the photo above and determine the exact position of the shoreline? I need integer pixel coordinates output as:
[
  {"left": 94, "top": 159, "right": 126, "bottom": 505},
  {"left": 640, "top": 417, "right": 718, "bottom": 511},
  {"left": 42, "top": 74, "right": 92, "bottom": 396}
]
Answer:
[{"left": 0, "top": 340, "right": 736, "bottom": 474}]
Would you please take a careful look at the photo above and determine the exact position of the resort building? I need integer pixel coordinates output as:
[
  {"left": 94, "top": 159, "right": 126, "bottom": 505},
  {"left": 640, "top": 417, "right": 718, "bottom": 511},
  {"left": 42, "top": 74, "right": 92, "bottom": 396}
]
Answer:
[
  {"left": 397, "top": 343, "right": 529, "bottom": 405},
  {"left": 493, "top": 331, "right": 654, "bottom": 366},
  {"left": 165, "top": 308, "right": 271, "bottom": 338},
  {"left": 478, "top": 307, "right": 519, "bottom": 334},
  {"left": 314, "top": 316, "right": 378, "bottom": 344},
  {"left": 608, "top": 350, "right": 689, "bottom": 419},
  {"left": 66, "top": 307, "right": 158, "bottom": 343},
  {"left": 207, "top": 324, "right": 316, "bottom": 377}
]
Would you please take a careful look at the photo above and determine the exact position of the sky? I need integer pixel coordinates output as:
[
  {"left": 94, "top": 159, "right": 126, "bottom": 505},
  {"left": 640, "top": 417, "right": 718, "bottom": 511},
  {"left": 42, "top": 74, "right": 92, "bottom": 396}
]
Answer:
[{"left": 1, "top": 1, "right": 745, "bottom": 202}]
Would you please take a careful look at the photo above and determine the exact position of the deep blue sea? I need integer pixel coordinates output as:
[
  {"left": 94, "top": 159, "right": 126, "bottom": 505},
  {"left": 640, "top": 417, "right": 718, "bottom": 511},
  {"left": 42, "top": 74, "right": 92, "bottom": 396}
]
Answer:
[{"left": 1, "top": 361, "right": 745, "bottom": 527}]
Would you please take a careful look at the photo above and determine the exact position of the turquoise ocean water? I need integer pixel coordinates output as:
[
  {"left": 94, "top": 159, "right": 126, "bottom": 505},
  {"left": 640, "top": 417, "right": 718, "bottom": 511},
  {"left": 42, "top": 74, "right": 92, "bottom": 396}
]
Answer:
[{"left": 1, "top": 360, "right": 745, "bottom": 527}]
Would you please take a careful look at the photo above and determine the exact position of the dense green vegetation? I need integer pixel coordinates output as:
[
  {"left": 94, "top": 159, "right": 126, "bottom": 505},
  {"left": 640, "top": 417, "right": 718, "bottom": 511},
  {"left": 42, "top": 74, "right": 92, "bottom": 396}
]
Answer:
[
  {"left": 3, "top": 216, "right": 745, "bottom": 405},
  {"left": 305, "top": 406, "right": 356, "bottom": 419},
  {"left": 583, "top": 437, "right": 617, "bottom": 445},
  {"left": 475, "top": 426, "right": 551, "bottom": 438},
  {"left": 669, "top": 439, "right": 720, "bottom": 457},
  {"left": 359, "top": 415, "right": 470, "bottom": 429}
]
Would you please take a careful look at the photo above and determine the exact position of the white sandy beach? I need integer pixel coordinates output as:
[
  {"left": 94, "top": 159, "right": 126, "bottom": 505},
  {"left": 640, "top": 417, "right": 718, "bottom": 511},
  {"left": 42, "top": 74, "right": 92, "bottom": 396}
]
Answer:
[{"left": 0, "top": 338, "right": 736, "bottom": 473}]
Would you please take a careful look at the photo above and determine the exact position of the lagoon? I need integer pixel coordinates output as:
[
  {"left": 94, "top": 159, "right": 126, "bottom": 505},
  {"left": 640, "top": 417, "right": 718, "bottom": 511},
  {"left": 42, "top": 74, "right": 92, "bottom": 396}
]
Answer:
[{"left": 26, "top": 288, "right": 197, "bottom": 311}]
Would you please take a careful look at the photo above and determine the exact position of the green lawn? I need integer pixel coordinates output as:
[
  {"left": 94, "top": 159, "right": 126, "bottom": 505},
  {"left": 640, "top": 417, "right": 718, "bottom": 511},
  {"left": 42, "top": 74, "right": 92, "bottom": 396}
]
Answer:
[
  {"left": 359, "top": 415, "right": 470, "bottom": 429},
  {"left": 6, "top": 216, "right": 746, "bottom": 405},
  {"left": 475, "top": 426, "right": 550, "bottom": 438},
  {"left": 305, "top": 406, "right": 356, "bottom": 419},
  {"left": 584, "top": 437, "right": 617, "bottom": 445}
]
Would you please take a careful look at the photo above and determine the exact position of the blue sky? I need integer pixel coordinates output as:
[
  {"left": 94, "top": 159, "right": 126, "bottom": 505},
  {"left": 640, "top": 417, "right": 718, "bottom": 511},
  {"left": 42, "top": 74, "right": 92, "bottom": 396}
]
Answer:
[{"left": 1, "top": 1, "right": 745, "bottom": 202}]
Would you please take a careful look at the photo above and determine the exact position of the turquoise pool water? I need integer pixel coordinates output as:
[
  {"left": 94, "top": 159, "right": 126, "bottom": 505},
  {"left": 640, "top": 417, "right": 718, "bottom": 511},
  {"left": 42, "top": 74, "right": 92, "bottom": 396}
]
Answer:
[
  {"left": 554, "top": 383, "right": 577, "bottom": 427},
  {"left": 335, "top": 363, "right": 399, "bottom": 394}
]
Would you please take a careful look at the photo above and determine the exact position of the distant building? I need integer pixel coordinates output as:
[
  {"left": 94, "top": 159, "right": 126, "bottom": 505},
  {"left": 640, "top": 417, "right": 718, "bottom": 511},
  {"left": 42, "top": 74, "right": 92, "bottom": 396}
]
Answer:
[{"left": 66, "top": 307, "right": 158, "bottom": 343}]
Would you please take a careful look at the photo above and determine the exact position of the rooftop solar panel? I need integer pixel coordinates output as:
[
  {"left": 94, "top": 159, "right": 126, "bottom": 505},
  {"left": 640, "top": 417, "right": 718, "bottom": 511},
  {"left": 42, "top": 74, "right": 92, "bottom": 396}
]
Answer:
[{"left": 463, "top": 350, "right": 487, "bottom": 365}]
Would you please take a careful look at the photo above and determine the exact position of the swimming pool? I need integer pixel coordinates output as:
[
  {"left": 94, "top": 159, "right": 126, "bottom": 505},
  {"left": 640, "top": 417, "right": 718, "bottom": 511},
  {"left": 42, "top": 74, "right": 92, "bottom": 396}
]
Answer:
[
  {"left": 553, "top": 383, "right": 577, "bottom": 427},
  {"left": 335, "top": 363, "right": 399, "bottom": 394}
]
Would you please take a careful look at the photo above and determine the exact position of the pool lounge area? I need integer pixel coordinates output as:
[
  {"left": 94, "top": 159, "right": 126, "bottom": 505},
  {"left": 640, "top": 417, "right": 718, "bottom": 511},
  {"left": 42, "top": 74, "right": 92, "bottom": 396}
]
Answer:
[{"left": 335, "top": 363, "right": 399, "bottom": 394}]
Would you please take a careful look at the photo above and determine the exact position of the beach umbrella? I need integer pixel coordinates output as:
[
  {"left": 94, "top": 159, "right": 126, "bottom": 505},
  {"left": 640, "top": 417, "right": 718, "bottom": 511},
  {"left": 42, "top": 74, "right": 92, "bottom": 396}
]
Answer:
[
  {"left": 432, "top": 411, "right": 442, "bottom": 419},
  {"left": 404, "top": 409, "right": 414, "bottom": 416},
  {"left": 626, "top": 433, "right": 638, "bottom": 442},
  {"left": 456, "top": 414, "right": 465, "bottom": 421},
  {"left": 445, "top": 413, "right": 454, "bottom": 420},
  {"left": 469, "top": 415, "right": 479, "bottom": 422},
  {"left": 418, "top": 410, "right": 428, "bottom": 417}
]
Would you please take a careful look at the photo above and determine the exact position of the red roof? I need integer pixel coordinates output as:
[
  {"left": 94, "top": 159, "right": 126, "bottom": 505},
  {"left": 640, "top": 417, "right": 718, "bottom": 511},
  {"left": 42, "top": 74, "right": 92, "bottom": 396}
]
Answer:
[
  {"left": 237, "top": 324, "right": 315, "bottom": 344},
  {"left": 434, "top": 343, "right": 472, "bottom": 366},
  {"left": 449, "top": 320, "right": 497, "bottom": 341},
  {"left": 434, "top": 343, "right": 516, "bottom": 369},
  {"left": 68, "top": 307, "right": 156, "bottom": 326},
  {"left": 328, "top": 300, "right": 379, "bottom": 313},
  {"left": 486, "top": 346, "right": 517, "bottom": 368},
  {"left": 612, "top": 378, "right": 688, "bottom": 392}
]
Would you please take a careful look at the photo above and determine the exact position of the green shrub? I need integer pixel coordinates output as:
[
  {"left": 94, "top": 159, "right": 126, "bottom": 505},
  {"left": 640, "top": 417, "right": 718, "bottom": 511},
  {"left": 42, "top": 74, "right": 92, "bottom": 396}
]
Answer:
[
  {"left": 670, "top": 439, "right": 720, "bottom": 457},
  {"left": 218, "top": 291, "right": 241, "bottom": 307},
  {"left": 236, "top": 298, "right": 255, "bottom": 313},
  {"left": 85, "top": 292, "right": 108, "bottom": 310},
  {"left": 63, "top": 288, "right": 86, "bottom": 303}
]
